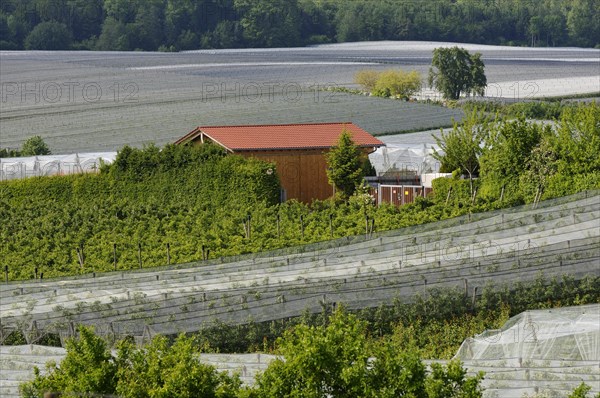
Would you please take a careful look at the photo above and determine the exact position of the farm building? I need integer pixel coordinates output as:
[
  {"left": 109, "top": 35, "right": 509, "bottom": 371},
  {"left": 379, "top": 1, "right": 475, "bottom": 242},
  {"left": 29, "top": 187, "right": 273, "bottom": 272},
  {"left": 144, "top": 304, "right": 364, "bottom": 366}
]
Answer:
[
  {"left": 175, "top": 122, "right": 384, "bottom": 203},
  {"left": 367, "top": 144, "right": 451, "bottom": 205}
]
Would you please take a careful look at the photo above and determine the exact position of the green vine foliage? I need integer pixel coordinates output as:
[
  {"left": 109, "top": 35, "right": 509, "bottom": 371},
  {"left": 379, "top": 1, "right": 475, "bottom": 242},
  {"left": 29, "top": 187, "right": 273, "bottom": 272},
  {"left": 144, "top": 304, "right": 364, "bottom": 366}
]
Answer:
[
  {"left": 0, "top": 143, "right": 281, "bottom": 279},
  {"left": 1, "top": 103, "right": 598, "bottom": 281}
]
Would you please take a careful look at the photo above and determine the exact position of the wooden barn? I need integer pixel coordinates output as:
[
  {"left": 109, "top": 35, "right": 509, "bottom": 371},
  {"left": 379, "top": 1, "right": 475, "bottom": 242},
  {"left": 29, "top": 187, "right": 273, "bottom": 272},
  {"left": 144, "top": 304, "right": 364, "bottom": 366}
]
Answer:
[{"left": 175, "top": 122, "right": 385, "bottom": 203}]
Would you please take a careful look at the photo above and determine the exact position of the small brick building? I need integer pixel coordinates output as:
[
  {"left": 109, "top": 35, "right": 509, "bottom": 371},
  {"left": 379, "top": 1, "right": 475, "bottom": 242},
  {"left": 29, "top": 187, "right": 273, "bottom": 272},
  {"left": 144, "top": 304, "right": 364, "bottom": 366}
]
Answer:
[{"left": 175, "top": 122, "right": 384, "bottom": 203}]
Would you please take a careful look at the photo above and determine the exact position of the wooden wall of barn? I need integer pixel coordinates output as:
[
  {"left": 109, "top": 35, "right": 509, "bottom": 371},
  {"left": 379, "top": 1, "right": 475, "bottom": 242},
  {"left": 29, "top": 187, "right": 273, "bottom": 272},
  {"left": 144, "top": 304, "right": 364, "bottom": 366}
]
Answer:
[{"left": 237, "top": 149, "right": 333, "bottom": 203}]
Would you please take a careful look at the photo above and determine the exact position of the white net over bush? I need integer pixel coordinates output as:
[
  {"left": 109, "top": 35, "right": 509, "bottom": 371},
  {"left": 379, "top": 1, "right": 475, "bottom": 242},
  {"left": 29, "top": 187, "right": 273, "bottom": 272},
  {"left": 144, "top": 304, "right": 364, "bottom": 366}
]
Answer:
[
  {"left": 455, "top": 304, "right": 600, "bottom": 397},
  {"left": 456, "top": 304, "right": 600, "bottom": 362},
  {"left": 368, "top": 143, "right": 441, "bottom": 176},
  {"left": 0, "top": 152, "right": 116, "bottom": 181}
]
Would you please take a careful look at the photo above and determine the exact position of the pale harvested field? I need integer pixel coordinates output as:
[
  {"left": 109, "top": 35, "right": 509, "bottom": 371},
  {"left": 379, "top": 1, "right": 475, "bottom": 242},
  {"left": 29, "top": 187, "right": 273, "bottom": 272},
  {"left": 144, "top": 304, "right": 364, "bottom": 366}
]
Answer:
[{"left": 1, "top": 41, "right": 598, "bottom": 153}]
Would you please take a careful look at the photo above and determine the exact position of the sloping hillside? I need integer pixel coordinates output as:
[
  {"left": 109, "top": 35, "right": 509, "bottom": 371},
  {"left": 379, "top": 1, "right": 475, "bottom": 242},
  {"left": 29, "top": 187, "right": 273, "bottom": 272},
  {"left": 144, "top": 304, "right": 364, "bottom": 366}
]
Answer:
[{"left": 1, "top": 191, "right": 597, "bottom": 343}]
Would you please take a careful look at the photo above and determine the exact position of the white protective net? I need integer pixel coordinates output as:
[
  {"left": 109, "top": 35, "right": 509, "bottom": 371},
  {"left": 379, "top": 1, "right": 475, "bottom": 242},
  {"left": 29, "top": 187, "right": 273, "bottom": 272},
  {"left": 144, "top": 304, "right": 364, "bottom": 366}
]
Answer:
[
  {"left": 456, "top": 304, "right": 600, "bottom": 397},
  {"left": 368, "top": 143, "right": 441, "bottom": 177},
  {"left": 456, "top": 304, "right": 600, "bottom": 362},
  {"left": 0, "top": 152, "right": 116, "bottom": 181},
  {"left": 0, "top": 191, "right": 597, "bottom": 346}
]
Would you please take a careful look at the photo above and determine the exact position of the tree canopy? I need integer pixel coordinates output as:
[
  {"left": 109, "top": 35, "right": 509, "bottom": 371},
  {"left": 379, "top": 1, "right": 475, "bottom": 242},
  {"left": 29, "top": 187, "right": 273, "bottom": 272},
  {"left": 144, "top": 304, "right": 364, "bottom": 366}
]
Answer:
[
  {"left": 254, "top": 309, "right": 484, "bottom": 398},
  {"left": 24, "top": 21, "right": 72, "bottom": 50},
  {"left": 20, "top": 135, "right": 52, "bottom": 156},
  {"left": 355, "top": 69, "right": 422, "bottom": 99},
  {"left": 432, "top": 109, "right": 489, "bottom": 193},
  {"left": 0, "top": 0, "right": 598, "bottom": 51},
  {"left": 428, "top": 47, "right": 487, "bottom": 100},
  {"left": 21, "top": 311, "right": 485, "bottom": 398},
  {"left": 20, "top": 326, "right": 242, "bottom": 398},
  {"left": 478, "top": 118, "right": 548, "bottom": 199}
]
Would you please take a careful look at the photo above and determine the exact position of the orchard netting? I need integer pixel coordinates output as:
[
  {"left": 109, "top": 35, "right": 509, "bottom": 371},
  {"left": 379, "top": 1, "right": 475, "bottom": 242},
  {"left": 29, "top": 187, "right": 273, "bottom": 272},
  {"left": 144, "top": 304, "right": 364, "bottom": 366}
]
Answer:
[
  {"left": 1, "top": 190, "right": 597, "bottom": 347},
  {"left": 0, "top": 152, "right": 116, "bottom": 181}
]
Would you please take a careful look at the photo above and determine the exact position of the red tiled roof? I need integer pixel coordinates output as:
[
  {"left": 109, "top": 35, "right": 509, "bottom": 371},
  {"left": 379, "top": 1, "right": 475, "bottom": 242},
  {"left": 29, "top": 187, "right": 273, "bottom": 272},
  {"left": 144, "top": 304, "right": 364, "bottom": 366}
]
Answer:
[{"left": 175, "top": 122, "right": 385, "bottom": 151}]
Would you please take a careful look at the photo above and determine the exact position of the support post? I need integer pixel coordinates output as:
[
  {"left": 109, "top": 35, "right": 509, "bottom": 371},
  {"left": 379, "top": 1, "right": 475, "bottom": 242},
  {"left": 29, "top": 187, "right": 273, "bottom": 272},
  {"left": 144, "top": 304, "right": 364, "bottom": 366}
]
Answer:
[
  {"left": 138, "top": 243, "right": 142, "bottom": 269},
  {"left": 76, "top": 247, "right": 84, "bottom": 271},
  {"left": 113, "top": 243, "right": 117, "bottom": 270},
  {"left": 276, "top": 214, "right": 281, "bottom": 239},
  {"left": 247, "top": 214, "right": 251, "bottom": 240},
  {"left": 445, "top": 186, "right": 452, "bottom": 206},
  {"left": 166, "top": 243, "right": 170, "bottom": 265},
  {"left": 329, "top": 213, "right": 334, "bottom": 239}
]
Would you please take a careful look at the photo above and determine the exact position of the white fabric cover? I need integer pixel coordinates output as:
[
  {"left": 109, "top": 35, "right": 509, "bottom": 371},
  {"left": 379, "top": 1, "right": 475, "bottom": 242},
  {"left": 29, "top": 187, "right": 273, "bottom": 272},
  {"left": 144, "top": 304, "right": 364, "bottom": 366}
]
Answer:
[{"left": 0, "top": 152, "right": 116, "bottom": 181}]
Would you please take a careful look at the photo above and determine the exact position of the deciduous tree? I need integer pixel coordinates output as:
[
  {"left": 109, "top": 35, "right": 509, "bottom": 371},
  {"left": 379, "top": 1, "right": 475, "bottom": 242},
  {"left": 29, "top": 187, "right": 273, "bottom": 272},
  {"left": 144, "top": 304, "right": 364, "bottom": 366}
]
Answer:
[
  {"left": 24, "top": 20, "right": 72, "bottom": 50},
  {"left": 479, "top": 118, "right": 546, "bottom": 200},
  {"left": 252, "top": 308, "right": 484, "bottom": 398},
  {"left": 432, "top": 110, "right": 489, "bottom": 194},
  {"left": 372, "top": 69, "right": 422, "bottom": 99},
  {"left": 234, "top": 0, "right": 301, "bottom": 47},
  {"left": 355, "top": 69, "right": 380, "bottom": 92},
  {"left": 20, "top": 326, "right": 242, "bottom": 398},
  {"left": 20, "top": 326, "right": 117, "bottom": 397},
  {"left": 428, "top": 47, "right": 487, "bottom": 100}
]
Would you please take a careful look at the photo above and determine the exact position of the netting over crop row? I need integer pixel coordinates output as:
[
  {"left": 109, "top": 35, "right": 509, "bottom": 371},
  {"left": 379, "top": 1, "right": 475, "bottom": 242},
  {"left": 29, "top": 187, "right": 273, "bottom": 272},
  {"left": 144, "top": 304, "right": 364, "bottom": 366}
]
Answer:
[
  {"left": 3, "top": 303, "right": 598, "bottom": 398},
  {"left": 455, "top": 304, "right": 600, "bottom": 397},
  {"left": 1, "top": 191, "right": 597, "bottom": 347},
  {"left": 457, "top": 304, "right": 599, "bottom": 361},
  {"left": 0, "top": 152, "right": 116, "bottom": 181}
]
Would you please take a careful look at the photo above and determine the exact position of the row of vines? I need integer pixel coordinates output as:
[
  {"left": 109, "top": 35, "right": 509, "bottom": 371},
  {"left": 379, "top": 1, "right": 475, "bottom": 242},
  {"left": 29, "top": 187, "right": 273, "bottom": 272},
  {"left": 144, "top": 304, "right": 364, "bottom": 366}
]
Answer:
[{"left": 1, "top": 103, "right": 598, "bottom": 280}]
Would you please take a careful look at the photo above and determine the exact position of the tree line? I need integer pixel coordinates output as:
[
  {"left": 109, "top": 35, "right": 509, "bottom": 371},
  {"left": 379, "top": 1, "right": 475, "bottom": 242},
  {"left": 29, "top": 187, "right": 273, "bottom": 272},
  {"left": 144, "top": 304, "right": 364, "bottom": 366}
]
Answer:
[{"left": 1, "top": 0, "right": 598, "bottom": 51}]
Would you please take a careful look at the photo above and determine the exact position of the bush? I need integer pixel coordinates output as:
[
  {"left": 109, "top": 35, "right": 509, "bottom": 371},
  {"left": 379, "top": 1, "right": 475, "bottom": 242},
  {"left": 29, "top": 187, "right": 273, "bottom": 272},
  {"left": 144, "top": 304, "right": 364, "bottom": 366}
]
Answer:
[
  {"left": 20, "top": 327, "right": 242, "bottom": 398},
  {"left": 355, "top": 69, "right": 380, "bottom": 92},
  {"left": 355, "top": 69, "right": 422, "bottom": 99},
  {"left": 372, "top": 69, "right": 422, "bottom": 99}
]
